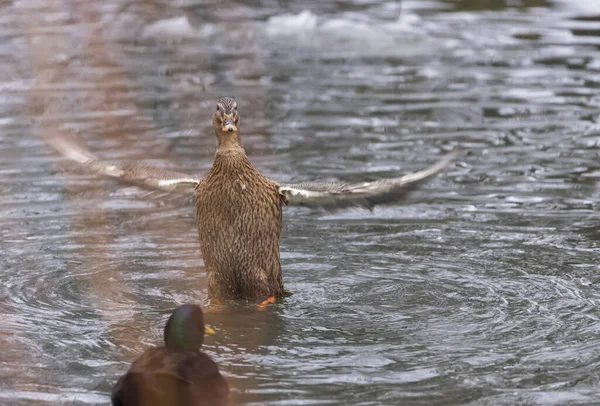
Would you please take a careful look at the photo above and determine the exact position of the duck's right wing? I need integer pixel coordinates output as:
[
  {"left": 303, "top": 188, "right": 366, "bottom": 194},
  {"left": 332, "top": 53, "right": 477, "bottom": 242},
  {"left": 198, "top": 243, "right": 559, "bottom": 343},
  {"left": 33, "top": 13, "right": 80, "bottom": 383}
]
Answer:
[{"left": 45, "top": 134, "right": 200, "bottom": 194}]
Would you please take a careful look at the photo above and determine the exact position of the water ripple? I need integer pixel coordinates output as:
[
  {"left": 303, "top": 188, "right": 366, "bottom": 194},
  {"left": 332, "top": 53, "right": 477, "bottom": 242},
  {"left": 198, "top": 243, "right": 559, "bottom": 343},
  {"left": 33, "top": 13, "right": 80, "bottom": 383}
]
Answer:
[{"left": 2, "top": 0, "right": 600, "bottom": 405}]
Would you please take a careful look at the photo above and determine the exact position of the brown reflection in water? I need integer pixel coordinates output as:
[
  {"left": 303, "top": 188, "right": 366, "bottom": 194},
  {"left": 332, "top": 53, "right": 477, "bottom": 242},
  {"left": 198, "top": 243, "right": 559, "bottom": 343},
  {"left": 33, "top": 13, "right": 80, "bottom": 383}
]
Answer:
[
  {"left": 0, "top": 322, "right": 42, "bottom": 399},
  {"left": 22, "top": 0, "right": 279, "bottom": 403},
  {"left": 4, "top": 0, "right": 67, "bottom": 396},
  {"left": 22, "top": 0, "right": 201, "bottom": 385},
  {"left": 204, "top": 305, "right": 286, "bottom": 405},
  {"left": 25, "top": 0, "right": 145, "bottom": 345}
]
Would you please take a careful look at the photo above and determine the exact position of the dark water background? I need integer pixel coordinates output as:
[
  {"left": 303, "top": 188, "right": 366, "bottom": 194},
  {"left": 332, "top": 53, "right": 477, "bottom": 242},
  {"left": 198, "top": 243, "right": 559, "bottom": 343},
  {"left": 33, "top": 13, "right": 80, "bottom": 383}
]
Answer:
[{"left": 1, "top": 0, "right": 600, "bottom": 404}]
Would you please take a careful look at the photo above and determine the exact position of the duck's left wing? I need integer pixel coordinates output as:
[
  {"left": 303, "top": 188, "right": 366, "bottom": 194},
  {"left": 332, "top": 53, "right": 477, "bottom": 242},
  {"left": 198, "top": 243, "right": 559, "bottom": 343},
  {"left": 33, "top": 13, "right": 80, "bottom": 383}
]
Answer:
[
  {"left": 279, "top": 152, "right": 456, "bottom": 211},
  {"left": 45, "top": 134, "right": 200, "bottom": 194}
]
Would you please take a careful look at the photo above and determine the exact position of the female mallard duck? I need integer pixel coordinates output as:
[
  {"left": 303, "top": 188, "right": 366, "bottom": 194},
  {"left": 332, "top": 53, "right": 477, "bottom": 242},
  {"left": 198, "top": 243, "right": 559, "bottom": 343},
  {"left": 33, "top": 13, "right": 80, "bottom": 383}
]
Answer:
[
  {"left": 47, "top": 97, "right": 455, "bottom": 304},
  {"left": 111, "top": 304, "right": 229, "bottom": 406}
]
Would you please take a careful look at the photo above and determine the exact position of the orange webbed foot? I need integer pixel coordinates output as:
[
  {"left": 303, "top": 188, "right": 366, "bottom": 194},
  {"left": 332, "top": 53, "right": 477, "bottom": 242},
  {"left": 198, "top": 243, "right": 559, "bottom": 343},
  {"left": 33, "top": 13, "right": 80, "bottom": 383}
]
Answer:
[
  {"left": 261, "top": 296, "right": 276, "bottom": 305},
  {"left": 257, "top": 295, "right": 276, "bottom": 310}
]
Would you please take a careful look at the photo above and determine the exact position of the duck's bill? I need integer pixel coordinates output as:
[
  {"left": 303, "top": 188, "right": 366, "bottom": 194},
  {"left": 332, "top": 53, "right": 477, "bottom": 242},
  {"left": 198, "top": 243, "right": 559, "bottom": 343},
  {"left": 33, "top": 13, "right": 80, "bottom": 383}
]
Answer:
[
  {"left": 222, "top": 120, "right": 238, "bottom": 132},
  {"left": 204, "top": 326, "right": 216, "bottom": 335}
]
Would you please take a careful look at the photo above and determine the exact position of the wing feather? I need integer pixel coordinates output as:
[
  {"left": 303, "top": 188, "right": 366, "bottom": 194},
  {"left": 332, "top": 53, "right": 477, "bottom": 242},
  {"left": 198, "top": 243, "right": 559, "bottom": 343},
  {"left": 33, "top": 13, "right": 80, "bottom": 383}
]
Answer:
[
  {"left": 45, "top": 135, "right": 199, "bottom": 194},
  {"left": 279, "top": 152, "right": 456, "bottom": 210}
]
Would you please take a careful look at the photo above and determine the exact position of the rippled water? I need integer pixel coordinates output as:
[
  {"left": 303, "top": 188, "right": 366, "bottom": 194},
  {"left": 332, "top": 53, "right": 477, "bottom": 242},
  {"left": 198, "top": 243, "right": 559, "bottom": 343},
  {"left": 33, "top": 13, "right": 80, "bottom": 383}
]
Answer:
[{"left": 1, "top": 0, "right": 600, "bottom": 404}]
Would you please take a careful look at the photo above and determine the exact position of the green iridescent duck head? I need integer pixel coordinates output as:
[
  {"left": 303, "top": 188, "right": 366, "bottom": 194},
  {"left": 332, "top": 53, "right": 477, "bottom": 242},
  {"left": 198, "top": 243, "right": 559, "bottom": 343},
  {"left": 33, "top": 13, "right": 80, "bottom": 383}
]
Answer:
[{"left": 163, "top": 304, "right": 215, "bottom": 352}]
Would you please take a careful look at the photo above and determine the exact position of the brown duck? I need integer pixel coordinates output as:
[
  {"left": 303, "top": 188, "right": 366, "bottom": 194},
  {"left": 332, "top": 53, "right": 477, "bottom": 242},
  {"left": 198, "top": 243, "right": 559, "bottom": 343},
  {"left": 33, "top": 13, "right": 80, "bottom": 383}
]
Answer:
[
  {"left": 111, "top": 304, "right": 229, "bottom": 406},
  {"left": 46, "top": 97, "right": 455, "bottom": 304}
]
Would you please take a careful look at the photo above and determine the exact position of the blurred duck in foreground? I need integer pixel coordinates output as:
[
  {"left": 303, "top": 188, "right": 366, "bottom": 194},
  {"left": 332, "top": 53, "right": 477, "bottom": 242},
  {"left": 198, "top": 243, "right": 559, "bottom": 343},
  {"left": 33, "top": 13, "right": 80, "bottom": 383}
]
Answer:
[
  {"left": 111, "top": 304, "right": 229, "bottom": 406},
  {"left": 46, "top": 97, "right": 456, "bottom": 305}
]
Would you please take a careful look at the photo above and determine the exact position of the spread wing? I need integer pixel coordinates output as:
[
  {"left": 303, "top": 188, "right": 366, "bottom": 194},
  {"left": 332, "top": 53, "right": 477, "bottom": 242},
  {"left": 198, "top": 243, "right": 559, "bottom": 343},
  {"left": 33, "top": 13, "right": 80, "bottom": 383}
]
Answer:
[
  {"left": 45, "top": 135, "right": 199, "bottom": 194},
  {"left": 279, "top": 152, "right": 456, "bottom": 211}
]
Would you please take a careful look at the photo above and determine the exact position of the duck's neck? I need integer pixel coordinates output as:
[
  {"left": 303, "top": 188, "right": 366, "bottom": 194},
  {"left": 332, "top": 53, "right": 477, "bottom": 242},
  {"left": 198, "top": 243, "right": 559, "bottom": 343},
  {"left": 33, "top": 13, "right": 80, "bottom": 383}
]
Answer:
[
  {"left": 216, "top": 130, "right": 243, "bottom": 152},
  {"left": 213, "top": 130, "right": 253, "bottom": 171}
]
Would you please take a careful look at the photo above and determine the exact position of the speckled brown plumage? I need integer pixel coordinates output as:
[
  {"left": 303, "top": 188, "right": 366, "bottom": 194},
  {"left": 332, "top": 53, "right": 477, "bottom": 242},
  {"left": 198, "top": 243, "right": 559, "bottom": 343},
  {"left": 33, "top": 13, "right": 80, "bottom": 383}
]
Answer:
[
  {"left": 195, "top": 99, "right": 285, "bottom": 301},
  {"left": 45, "top": 97, "right": 456, "bottom": 304}
]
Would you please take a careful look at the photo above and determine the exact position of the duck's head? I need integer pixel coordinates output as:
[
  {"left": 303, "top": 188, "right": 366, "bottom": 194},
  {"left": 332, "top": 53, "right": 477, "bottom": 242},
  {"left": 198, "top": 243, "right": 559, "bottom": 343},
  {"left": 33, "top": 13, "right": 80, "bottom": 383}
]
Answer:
[
  {"left": 212, "top": 97, "right": 240, "bottom": 135},
  {"left": 164, "top": 304, "right": 215, "bottom": 352}
]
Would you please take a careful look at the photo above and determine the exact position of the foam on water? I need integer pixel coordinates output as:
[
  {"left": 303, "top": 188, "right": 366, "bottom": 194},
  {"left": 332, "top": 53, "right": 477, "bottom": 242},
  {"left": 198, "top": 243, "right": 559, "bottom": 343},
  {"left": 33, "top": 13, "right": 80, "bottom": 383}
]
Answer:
[
  {"left": 264, "top": 10, "right": 427, "bottom": 54},
  {"left": 142, "top": 16, "right": 215, "bottom": 39},
  {"left": 141, "top": 9, "right": 429, "bottom": 56}
]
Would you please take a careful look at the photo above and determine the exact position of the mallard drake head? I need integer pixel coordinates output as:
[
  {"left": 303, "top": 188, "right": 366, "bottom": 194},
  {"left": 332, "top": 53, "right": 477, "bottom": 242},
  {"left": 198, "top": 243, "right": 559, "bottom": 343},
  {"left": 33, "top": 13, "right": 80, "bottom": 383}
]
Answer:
[
  {"left": 163, "top": 304, "right": 215, "bottom": 352},
  {"left": 212, "top": 96, "right": 240, "bottom": 134}
]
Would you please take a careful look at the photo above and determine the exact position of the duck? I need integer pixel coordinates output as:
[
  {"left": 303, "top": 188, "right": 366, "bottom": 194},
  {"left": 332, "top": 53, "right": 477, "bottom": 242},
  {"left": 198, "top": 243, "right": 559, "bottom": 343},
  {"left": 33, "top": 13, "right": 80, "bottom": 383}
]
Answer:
[
  {"left": 46, "top": 97, "right": 456, "bottom": 304},
  {"left": 111, "top": 304, "right": 229, "bottom": 406}
]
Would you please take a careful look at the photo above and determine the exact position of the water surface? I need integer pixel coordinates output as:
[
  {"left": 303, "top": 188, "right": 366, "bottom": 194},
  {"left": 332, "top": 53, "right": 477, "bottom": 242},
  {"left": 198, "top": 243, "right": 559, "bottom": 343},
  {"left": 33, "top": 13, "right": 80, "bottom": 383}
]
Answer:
[{"left": 1, "top": 0, "right": 600, "bottom": 404}]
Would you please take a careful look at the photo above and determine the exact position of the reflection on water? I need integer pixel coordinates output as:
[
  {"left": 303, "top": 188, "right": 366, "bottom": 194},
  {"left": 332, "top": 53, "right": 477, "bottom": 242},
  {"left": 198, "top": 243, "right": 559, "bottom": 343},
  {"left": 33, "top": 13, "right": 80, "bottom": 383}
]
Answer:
[{"left": 1, "top": 0, "right": 600, "bottom": 404}]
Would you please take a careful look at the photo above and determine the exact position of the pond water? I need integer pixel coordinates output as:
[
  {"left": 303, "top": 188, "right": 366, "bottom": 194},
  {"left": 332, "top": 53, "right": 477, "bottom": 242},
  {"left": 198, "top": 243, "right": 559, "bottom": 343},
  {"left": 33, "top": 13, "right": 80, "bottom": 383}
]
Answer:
[{"left": 1, "top": 0, "right": 600, "bottom": 404}]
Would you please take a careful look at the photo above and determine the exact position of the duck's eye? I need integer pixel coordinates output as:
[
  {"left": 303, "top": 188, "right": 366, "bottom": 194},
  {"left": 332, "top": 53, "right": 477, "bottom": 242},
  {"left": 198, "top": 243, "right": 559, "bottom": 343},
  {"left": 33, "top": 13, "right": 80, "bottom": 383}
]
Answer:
[
  {"left": 233, "top": 105, "right": 237, "bottom": 110},
  {"left": 216, "top": 105, "right": 220, "bottom": 111}
]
